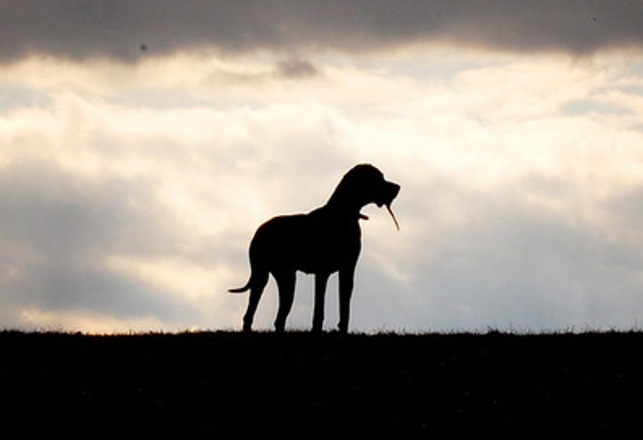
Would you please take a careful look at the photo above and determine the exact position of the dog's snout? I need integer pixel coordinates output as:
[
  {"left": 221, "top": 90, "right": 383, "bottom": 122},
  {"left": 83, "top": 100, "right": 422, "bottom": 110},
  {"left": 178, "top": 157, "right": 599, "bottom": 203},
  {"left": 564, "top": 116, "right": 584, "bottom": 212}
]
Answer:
[
  {"left": 389, "top": 182, "right": 400, "bottom": 198},
  {"left": 375, "top": 180, "right": 400, "bottom": 207},
  {"left": 385, "top": 181, "right": 400, "bottom": 203}
]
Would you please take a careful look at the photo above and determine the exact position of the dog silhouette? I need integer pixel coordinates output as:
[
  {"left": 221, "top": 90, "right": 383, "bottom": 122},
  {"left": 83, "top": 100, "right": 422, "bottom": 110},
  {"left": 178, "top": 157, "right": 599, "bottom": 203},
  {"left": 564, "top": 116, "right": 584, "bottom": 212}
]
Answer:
[{"left": 229, "top": 164, "right": 400, "bottom": 333}]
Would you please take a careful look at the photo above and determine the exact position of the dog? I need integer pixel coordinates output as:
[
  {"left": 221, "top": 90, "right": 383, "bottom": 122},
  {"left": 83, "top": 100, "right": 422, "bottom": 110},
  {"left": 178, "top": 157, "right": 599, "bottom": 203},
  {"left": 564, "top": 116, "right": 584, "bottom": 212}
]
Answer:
[{"left": 229, "top": 164, "right": 400, "bottom": 333}]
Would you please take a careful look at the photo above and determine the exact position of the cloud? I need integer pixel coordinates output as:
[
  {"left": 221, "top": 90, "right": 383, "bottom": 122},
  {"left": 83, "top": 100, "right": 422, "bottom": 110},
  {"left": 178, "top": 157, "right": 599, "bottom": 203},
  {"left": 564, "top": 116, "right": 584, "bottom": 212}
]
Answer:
[
  {"left": 0, "top": 160, "right": 196, "bottom": 328},
  {"left": 1, "top": 1, "right": 643, "bottom": 64},
  {"left": 0, "top": 90, "right": 356, "bottom": 331},
  {"left": 3, "top": 49, "right": 643, "bottom": 332},
  {"left": 18, "top": 307, "right": 166, "bottom": 333},
  {"left": 350, "top": 168, "right": 643, "bottom": 331}
]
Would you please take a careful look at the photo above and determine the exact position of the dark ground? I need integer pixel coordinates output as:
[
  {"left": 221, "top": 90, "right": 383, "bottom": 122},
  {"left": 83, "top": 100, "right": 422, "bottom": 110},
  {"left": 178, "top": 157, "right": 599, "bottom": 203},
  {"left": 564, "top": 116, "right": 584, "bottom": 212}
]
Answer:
[{"left": 1, "top": 330, "right": 642, "bottom": 438}]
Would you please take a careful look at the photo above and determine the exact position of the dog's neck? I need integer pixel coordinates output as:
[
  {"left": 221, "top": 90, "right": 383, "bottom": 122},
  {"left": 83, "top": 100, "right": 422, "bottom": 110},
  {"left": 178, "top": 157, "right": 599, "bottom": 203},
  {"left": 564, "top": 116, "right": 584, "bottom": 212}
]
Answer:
[
  {"left": 325, "top": 186, "right": 368, "bottom": 220},
  {"left": 324, "top": 200, "right": 364, "bottom": 219}
]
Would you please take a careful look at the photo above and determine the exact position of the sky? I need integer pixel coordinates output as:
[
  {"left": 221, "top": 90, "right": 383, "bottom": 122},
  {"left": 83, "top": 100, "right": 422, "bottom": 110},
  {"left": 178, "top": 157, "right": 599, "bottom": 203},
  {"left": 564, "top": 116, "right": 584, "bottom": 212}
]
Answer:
[{"left": 2, "top": 1, "right": 643, "bottom": 333}]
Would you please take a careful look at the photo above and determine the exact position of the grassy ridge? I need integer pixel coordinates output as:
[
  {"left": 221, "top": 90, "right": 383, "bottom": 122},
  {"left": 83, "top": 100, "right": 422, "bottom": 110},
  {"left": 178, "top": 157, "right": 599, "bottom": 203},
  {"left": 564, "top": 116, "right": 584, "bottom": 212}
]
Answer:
[{"left": 2, "top": 330, "right": 642, "bottom": 438}]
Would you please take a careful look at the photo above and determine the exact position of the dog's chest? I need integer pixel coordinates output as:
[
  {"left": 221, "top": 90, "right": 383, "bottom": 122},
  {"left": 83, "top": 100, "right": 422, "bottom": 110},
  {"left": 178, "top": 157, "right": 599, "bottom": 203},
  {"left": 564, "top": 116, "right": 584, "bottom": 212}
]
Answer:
[{"left": 294, "top": 215, "right": 361, "bottom": 273}]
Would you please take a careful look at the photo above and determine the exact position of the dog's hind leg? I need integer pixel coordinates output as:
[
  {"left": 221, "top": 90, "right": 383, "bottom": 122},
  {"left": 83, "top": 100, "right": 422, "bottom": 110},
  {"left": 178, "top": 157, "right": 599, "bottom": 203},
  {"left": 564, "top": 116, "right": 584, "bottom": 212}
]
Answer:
[
  {"left": 312, "top": 273, "right": 329, "bottom": 333},
  {"left": 273, "top": 270, "right": 296, "bottom": 332},
  {"left": 242, "top": 270, "right": 269, "bottom": 332}
]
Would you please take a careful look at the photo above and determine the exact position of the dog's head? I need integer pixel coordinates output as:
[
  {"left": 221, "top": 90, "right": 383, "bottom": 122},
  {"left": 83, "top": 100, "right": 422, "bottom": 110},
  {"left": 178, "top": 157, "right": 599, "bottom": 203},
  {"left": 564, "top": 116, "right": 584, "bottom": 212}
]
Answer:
[{"left": 329, "top": 164, "right": 401, "bottom": 229}]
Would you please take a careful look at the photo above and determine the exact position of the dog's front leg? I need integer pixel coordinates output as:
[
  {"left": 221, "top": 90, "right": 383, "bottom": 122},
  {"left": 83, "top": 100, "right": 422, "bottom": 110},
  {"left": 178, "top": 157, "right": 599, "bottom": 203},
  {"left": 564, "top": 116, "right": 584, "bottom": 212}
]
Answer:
[
  {"left": 338, "top": 266, "right": 355, "bottom": 333},
  {"left": 312, "top": 273, "right": 329, "bottom": 332}
]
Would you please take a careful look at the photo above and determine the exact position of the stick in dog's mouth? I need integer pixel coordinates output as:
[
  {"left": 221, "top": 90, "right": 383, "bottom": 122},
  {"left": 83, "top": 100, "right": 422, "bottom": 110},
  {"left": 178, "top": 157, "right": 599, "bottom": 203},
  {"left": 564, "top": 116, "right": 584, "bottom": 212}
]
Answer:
[{"left": 386, "top": 203, "right": 400, "bottom": 231}]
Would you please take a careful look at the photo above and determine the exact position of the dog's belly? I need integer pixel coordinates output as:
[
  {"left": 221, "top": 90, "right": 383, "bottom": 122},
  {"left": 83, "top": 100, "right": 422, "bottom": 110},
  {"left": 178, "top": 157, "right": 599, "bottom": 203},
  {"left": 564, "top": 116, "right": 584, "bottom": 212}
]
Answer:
[{"left": 294, "top": 243, "right": 354, "bottom": 274}]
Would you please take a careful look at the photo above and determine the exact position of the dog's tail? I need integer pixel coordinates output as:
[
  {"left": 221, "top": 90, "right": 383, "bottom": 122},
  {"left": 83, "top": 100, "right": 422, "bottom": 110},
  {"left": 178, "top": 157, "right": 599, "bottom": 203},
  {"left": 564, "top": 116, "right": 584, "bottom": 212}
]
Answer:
[
  {"left": 228, "top": 281, "right": 251, "bottom": 294},
  {"left": 229, "top": 248, "right": 268, "bottom": 294}
]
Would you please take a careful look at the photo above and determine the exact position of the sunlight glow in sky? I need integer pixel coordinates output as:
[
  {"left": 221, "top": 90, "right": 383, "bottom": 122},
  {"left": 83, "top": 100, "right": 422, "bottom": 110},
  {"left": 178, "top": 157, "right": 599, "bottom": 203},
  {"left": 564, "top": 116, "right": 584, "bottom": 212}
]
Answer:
[{"left": 2, "top": 1, "right": 643, "bottom": 333}]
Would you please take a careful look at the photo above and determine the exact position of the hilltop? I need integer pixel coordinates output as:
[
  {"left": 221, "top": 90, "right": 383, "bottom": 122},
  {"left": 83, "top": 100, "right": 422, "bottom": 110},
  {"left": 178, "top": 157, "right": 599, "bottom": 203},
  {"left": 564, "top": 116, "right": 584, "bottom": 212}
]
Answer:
[{"left": 1, "top": 330, "right": 641, "bottom": 438}]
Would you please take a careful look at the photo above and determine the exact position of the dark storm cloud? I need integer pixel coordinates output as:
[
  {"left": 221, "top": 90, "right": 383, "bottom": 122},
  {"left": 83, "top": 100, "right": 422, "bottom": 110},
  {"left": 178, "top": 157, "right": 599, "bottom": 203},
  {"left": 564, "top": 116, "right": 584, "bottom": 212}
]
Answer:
[
  {"left": 276, "top": 58, "right": 319, "bottom": 79},
  {"left": 205, "top": 57, "right": 320, "bottom": 84},
  {"left": 1, "top": 1, "right": 641, "bottom": 63}
]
